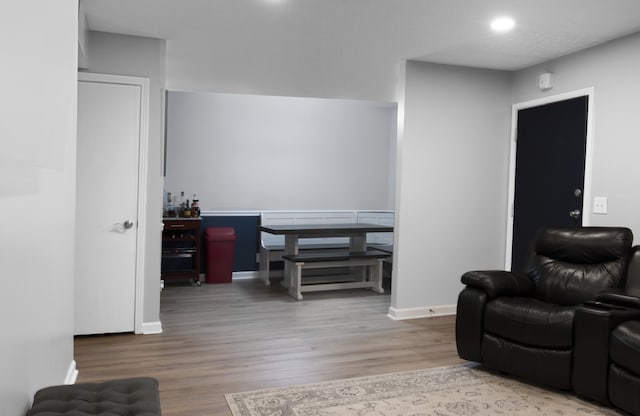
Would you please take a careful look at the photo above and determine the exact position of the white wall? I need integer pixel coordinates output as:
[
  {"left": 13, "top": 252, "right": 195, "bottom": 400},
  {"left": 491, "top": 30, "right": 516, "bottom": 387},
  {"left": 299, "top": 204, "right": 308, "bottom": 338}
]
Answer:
[
  {"left": 511, "top": 32, "right": 640, "bottom": 239},
  {"left": 164, "top": 7, "right": 401, "bottom": 103},
  {"left": 165, "top": 91, "right": 397, "bottom": 211},
  {"left": 391, "top": 61, "right": 511, "bottom": 313},
  {"left": 84, "top": 31, "right": 166, "bottom": 326},
  {"left": 167, "top": 50, "right": 398, "bottom": 104},
  {"left": 0, "top": 1, "right": 78, "bottom": 414}
]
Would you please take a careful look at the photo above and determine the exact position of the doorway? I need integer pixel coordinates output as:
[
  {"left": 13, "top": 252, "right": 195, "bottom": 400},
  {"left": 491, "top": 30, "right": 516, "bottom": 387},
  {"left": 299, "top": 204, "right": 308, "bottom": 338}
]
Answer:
[
  {"left": 75, "top": 73, "right": 150, "bottom": 335},
  {"left": 505, "top": 89, "right": 594, "bottom": 272}
]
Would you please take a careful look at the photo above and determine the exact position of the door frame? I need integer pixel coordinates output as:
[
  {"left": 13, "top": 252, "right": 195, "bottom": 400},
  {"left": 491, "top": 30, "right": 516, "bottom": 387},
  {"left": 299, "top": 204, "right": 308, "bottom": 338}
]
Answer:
[
  {"left": 504, "top": 87, "right": 595, "bottom": 270},
  {"left": 77, "top": 72, "right": 150, "bottom": 334}
]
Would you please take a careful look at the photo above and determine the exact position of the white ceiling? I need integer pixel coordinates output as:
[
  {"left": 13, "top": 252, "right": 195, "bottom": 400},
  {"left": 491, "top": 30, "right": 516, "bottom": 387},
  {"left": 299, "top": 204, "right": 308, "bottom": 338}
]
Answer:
[{"left": 82, "top": 0, "right": 640, "bottom": 72}]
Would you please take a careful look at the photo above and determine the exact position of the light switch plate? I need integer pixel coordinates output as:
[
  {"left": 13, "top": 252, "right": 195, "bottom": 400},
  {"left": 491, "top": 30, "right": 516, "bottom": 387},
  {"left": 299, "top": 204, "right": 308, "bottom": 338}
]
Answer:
[{"left": 593, "top": 196, "right": 608, "bottom": 214}]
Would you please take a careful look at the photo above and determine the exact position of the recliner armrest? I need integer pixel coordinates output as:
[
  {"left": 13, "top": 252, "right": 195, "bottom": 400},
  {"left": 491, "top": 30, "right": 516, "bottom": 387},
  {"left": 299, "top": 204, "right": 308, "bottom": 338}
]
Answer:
[
  {"left": 596, "top": 287, "right": 640, "bottom": 309},
  {"left": 572, "top": 301, "right": 640, "bottom": 404},
  {"left": 461, "top": 270, "right": 533, "bottom": 299}
]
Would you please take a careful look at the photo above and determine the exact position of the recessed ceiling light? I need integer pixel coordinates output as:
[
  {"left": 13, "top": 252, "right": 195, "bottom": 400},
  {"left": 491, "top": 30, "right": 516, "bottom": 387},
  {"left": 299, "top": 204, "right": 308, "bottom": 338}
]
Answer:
[{"left": 490, "top": 16, "right": 515, "bottom": 33}]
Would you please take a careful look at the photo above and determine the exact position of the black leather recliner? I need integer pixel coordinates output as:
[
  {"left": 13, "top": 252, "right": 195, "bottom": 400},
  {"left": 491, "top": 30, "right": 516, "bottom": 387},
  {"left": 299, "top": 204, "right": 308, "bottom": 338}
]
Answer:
[
  {"left": 573, "top": 246, "right": 640, "bottom": 415},
  {"left": 607, "top": 308, "right": 640, "bottom": 415},
  {"left": 456, "top": 227, "right": 634, "bottom": 390}
]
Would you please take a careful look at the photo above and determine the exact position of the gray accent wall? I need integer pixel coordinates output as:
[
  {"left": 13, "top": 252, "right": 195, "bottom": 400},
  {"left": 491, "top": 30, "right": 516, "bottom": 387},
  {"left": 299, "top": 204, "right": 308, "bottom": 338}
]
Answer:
[
  {"left": 165, "top": 91, "right": 397, "bottom": 211},
  {"left": 392, "top": 32, "right": 640, "bottom": 311},
  {"left": 392, "top": 61, "right": 511, "bottom": 310},
  {"left": 511, "top": 32, "right": 640, "bottom": 239}
]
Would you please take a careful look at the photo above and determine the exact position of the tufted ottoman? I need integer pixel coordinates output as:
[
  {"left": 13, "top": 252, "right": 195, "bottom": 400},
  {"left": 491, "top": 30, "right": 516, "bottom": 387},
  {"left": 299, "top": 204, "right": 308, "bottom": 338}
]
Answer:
[{"left": 26, "top": 377, "right": 161, "bottom": 415}]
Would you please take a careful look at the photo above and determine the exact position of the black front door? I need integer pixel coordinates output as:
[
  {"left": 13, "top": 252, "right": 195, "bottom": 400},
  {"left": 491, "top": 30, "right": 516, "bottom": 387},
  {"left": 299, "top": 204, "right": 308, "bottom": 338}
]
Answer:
[{"left": 511, "top": 95, "right": 588, "bottom": 273}]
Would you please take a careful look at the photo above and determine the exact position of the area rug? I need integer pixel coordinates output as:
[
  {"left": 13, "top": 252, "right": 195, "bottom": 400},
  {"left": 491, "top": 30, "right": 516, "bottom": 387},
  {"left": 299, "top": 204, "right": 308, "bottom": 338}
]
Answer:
[{"left": 225, "top": 363, "right": 621, "bottom": 415}]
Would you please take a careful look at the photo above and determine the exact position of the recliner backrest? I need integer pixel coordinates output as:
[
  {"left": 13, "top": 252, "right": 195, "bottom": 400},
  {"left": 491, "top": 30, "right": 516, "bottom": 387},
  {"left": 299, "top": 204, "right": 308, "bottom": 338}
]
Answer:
[
  {"left": 525, "top": 227, "right": 633, "bottom": 305},
  {"left": 624, "top": 245, "right": 640, "bottom": 291}
]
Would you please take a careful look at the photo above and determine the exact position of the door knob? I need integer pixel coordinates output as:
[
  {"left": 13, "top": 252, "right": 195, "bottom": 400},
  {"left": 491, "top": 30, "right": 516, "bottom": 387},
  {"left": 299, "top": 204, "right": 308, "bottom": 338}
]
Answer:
[
  {"left": 569, "top": 210, "right": 581, "bottom": 219},
  {"left": 112, "top": 220, "right": 135, "bottom": 233}
]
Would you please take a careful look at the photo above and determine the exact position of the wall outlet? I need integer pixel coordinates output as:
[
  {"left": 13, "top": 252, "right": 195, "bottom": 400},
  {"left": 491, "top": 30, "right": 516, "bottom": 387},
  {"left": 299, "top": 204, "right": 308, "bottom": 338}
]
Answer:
[{"left": 593, "top": 196, "right": 608, "bottom": 214}]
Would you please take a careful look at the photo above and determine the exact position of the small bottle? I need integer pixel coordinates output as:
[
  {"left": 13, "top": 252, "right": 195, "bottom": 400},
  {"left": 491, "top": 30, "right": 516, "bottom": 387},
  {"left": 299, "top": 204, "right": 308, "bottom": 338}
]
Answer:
[
  {"left": 170, "top": 196, "right": 177, "bottom": 217},
  {"left": 164, "top": 192, "right": 172, "bottom": 217},
  {"left": 183, "top": 199, "right": 191, "bottom": 217},
  {"left": 191, "top": 197, "right": 200, "bottom": 218}
]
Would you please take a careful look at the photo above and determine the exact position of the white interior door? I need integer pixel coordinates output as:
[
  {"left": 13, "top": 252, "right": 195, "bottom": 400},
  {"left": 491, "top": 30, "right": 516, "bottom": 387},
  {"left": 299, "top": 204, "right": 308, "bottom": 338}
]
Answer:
[{"left": 75, "top": 75, "right": 145, "bottom": 335}]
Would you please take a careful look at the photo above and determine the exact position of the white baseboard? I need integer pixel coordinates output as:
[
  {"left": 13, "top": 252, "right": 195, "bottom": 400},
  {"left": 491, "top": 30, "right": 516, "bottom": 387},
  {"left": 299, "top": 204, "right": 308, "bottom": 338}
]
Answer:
[
  {"left": 141, "top": 321, "right": 163, "bottom": 334},
  {"left": 232, "top": 271, "right": 258, "bottom": 280},
  {"left": 387, "top": 304, "right": 456, "bottom": 320},
  {"left": 65, "top": 360, "right": 78, "bottom": 385}
]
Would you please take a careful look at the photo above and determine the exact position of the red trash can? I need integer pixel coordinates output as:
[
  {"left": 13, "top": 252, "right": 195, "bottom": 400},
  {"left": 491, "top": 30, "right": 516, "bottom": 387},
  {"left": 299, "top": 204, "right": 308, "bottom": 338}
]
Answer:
[{"left": 205, "top": 227, "right": 236, "bottom": 284}]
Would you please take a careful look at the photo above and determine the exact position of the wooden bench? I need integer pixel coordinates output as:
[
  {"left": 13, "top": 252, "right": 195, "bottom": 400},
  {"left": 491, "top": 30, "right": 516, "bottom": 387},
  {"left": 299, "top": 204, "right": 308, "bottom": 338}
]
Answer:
[
  {"left": 259, "top": 242, "right": 350, "bottom": 282},
  {"left": 282, "top": 249, "right": 391, "bottom": 300}
]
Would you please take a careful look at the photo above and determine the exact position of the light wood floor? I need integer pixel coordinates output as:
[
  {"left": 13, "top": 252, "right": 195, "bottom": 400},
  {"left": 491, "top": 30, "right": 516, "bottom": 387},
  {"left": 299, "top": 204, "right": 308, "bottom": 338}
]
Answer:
[{"left": 74, "top": 278, "right": 462, "bottom": 416}]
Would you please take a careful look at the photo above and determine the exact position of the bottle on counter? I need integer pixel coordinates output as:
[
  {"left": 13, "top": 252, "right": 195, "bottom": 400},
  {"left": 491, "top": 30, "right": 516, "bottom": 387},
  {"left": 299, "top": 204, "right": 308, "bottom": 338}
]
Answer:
[
  {"left": 183, "top": 199, "right": 191, "bottom": 217},
  {"left": 163, "top": 192, "right": 172, "bottom": 217},
  {"left": 191, "top": 197, "right": 200, "bottom": 218},
  {"left": 167, "top": 195, "right": 177, "bottom": 217}
]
